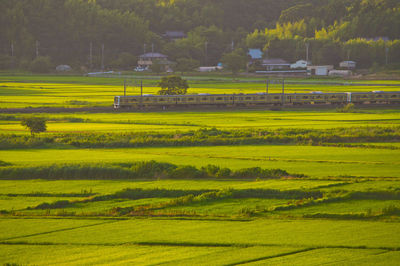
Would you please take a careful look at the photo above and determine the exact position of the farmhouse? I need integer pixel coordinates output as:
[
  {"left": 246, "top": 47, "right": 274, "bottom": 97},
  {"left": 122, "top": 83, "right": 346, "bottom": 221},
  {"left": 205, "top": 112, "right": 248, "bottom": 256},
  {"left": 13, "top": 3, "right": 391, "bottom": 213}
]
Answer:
[
  {"left": 261, "top": 58, "right": 290, "bottom": 71},
  {"left": 162, "top": 31, "right": 187, "bottom": 41},
  {"left": 137, "top": 52, "right": 173, "bottom": 71}
]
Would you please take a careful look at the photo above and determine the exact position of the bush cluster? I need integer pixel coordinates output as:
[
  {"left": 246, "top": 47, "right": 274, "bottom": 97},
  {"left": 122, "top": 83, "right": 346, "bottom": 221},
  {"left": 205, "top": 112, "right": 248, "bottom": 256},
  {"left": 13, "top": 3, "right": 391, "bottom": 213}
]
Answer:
[
  {"left": 0, "top": 161, "right": 292, "bottom": 180},
  {"left": 1, "top": 126, "right": 399, "bottom": 149}
]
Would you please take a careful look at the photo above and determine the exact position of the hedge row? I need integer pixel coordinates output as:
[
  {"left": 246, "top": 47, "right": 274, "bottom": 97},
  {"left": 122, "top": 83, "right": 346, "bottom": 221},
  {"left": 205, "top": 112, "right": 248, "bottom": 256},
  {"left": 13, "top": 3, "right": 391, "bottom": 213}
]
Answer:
[{"left": 0, "top": 160, "right": 291, "bottom": 180}]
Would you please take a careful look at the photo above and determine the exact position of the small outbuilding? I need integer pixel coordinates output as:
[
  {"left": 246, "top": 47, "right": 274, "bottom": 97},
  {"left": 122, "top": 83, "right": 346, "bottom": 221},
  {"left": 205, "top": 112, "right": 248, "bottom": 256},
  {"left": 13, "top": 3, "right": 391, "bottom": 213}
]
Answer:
[
  {"left": 307, "top": 65, "right": 334, "bottom": 76},
  {"left": 329, "top": 70, "right": 352, "bottom": 77},
  {"left": 56, "top": 65, "right": 72, "bottom": 72},
  {"left": 339, "top": 61, "right": 356, "bottom": 69}
]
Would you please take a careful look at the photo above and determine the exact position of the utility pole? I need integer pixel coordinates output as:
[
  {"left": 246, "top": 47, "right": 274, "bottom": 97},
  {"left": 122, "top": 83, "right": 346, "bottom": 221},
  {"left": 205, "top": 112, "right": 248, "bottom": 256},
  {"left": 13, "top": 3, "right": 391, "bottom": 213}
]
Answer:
[
  {"left": 11, "top": 41, "right": 15, "bottom": 68},
  {"left": 140, "top": 80, "right": 143, "bottom": 97},
  {"left": 266, "top": 80, "right": 269, "bottom": 94},
  {"left": 282, "top": 79, "right": 285, "bottom": 105},
  {"left": 305, "top": 42, "right": 309, "bottom": 62},
  {"left": 144, "top": 43, "right": 146, "bottom": 54},
  {"left": 124, "top": 79, "right": 126, "bottom": 96},
  {"left": 89, "top": 42, "right": 93, "bottom": 70},
  {"left": 231, "top": 40, "right": 234, "bottom": 51},
  {"left": 101, "top": 43, "right": 104, "bottom": 71},
  {"left": 385, "top": 47, "right": 389, "bottom": 65},
  {"left": 36, "top": 40, "right": 39, "bottom": 58},
  {"left": 151, "top": 43, "right": 154, "bottom": 54},
  {"left": 205, "top": 41, "right": 208, "bottom": 66}
]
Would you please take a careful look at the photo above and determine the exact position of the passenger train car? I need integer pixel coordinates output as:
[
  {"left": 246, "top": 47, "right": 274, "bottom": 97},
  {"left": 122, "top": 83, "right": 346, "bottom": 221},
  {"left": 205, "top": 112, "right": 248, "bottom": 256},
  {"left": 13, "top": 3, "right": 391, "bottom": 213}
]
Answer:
[{"left": 114, "top": 91, "right": 400, "bottom": 109}]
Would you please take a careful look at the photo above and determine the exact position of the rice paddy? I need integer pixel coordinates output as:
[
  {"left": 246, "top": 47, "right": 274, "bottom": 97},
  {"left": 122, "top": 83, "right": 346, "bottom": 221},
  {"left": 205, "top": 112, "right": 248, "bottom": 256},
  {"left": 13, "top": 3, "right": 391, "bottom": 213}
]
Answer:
[{"left": 0, "top": 74, "right": 399, "bottom": 264}]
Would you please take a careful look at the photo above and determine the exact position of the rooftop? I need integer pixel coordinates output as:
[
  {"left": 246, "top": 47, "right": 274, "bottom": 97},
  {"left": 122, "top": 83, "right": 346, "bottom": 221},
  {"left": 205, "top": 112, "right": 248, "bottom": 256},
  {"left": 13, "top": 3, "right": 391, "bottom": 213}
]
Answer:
[{"left": 139, "top": 52, "right": 168, "bottom": 58}]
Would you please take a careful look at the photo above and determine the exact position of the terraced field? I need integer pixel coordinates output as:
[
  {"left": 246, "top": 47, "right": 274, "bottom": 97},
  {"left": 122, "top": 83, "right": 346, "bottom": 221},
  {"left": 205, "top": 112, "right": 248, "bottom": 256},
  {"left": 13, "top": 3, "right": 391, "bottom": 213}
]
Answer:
[{"left": 1, "top": 74, "right": 399, "bottom": 264}]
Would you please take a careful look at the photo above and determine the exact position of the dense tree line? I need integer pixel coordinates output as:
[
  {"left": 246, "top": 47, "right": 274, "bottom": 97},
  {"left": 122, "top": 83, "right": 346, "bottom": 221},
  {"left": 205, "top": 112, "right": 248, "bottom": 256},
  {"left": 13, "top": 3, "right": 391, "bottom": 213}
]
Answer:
[{"left": 0, "top": 0, "right": 399, "bottom": 71}]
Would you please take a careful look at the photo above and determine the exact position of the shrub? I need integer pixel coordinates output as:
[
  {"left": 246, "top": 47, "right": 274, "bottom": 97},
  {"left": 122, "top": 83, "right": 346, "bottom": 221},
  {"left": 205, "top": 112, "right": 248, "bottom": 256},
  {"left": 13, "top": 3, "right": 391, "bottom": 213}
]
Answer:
[
  {"left": 30, "top": 56, "right": 52, "bottom": 73},
  {"left": 337, "top": 103, "right": 355, "bottom": 113},
  {"left": 21, "top": 117, "right": 47, "bottom": 136}
]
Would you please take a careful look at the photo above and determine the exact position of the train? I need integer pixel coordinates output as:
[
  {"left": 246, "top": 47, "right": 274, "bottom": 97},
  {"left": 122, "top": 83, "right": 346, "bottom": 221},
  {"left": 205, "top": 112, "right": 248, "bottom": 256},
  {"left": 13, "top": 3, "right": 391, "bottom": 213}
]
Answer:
[{"left": 114, "top": 91, "right": 400, "bottom": 109}]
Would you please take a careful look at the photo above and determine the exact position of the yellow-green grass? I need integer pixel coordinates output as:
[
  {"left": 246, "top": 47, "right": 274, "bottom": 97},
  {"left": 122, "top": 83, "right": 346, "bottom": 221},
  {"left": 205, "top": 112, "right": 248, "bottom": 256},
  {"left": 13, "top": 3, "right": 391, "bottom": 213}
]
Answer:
[
  {"left": 1, "top": 74, "right": 400, "bottom": 108},
  {"left": 2, "top": 109, "right": 400, "bottom": 134},
  {"left": 1, "top": 145, "right": 399, "bottom": 177},
  {"left": 19, "top": 198, "right": 171, "bottom": 215},
  {"left": 247, "top": 248, "right": 400, "bottom": 266},
  {"left": 0, "top": 179, "right": 346, "bottom": 195},
  {"left": 0, "top": 218, "right": 104, "bottom": 241},
  {"left": 4, "top": 218, "right": 399, "bottom": 249},
  {"left": 0, "top": 196, "right": 89, "bottom": 211},
  {"left": 156, "top": 198, "right": 289, "bottom": 216},
  {"left": 276, "top": 200, "right": 400, "bottom": 216},
  {"left": 0, "top": 244, "right": 301, "bottom": 266},
  {"left": 332, "top": 180, "right": 400, "bottom": 192}
]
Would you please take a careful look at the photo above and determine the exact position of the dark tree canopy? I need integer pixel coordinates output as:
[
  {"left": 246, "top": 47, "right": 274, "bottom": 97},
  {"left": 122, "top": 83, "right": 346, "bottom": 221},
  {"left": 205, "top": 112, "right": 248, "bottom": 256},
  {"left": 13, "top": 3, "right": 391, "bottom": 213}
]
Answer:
[
  {"left": 21, "top": 117, "right": 47, "bottom": 136},
  {"left": 0, "top": 0, "right": 400, "bottom": 70},
  {"left": 158, "top": 76, "right": 189, "bottom": 95},
  {"left": 221, "top": 49, "right": 247, "bottom": 74}
]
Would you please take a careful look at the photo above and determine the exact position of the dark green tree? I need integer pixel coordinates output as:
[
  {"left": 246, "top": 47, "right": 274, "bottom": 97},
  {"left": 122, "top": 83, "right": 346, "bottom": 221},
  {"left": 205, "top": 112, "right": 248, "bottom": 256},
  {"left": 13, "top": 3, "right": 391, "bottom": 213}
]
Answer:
[
  {"left": 175, "top": 58, "right": 200, "bottom": 73},
  {"left": 30, "top": 56, "right": 52, "bottom": 73},
  {"left": 21, "top": 117, "right": 47, "bottom": 136},
  {"left": 158, "top": 76, "right": 189, "bottom": 95},
  {"left": 221, "top": 49, "right": 247, "bottom": 74},
  {"left": 150, "top": 59, "right": 164, "bottom": 74}
]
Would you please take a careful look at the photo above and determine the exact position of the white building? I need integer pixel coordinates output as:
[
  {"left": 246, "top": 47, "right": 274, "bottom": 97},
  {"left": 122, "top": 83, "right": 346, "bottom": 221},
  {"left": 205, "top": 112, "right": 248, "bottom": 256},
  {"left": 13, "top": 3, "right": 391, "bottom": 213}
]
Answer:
[
  {"left": 197, "top": 66, "right": 223, "bottom": 72},
  {"left": 329, "top": 70, "right": 352, "bottom": 77},
  {"left": 290, "top": 60, "right": 310, "bottom": 69},
  {"left": 339, "top": 61, "right": 356, "bottom": 69},
  {"left": 307, "top": 65, "right": 334, "bottom": 76}
]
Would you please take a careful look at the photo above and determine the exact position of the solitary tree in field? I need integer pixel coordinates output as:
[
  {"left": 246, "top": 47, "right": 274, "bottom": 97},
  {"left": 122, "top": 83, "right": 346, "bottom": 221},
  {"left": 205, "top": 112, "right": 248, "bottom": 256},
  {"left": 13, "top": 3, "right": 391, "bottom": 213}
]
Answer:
[
  {"left": 158, "top": 75, "right": 189, "bottom": 95},
  {"left": 21, "top": 117, "right": 47, "bottom": 136}
]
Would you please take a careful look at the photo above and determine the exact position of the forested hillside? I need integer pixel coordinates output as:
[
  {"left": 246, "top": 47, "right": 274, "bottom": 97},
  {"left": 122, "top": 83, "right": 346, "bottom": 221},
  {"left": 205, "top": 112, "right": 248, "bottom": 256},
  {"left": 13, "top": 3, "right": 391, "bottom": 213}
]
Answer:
[{"left": 0, "top": 0, "right": 399, "bottom": 71}]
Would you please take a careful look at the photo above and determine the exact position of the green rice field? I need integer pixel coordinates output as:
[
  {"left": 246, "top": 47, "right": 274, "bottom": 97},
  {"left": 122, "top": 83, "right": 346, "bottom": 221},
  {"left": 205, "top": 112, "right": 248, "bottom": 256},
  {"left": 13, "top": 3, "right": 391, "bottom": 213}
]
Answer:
[
  {"left": 0, "top": 74, "right": 399, "bottom": 265},
  {"left": 1, "top": 73, "right": 400, "bottom": 108}
]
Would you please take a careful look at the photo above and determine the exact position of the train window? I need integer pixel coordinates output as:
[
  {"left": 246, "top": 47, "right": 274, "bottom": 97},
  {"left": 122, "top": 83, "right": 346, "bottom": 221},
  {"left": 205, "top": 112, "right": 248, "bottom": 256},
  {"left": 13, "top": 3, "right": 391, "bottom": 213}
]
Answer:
[
  {"left": 230, "top": 97, "right": 233, "bottom": 100},
  {"left": 390, "top": 95, "right": 397, "bottom": 98},
  {"left": 274, "top": 96, "right": 280, "bottom": 100},
  {"left": 330, "top": 96, "right": 337, "bottom": 99},
  {"left": 303, "top": 96, "right": 308, "bottom": 99},
  {"left": 188, "top": 98, "right": 194, "bottom": 101},
  {"left": 130, "top": 98, "right": 137, "bottom": 102},
  {"left": 245, "top": 97, "right": 252, "bottom": 100},
  {"left": 202, "top": 97, "right": 207, "bottom": 101},
  {"left": 259, "top": 96, "right": 265, "bottom": 100},
  {"left": 376, "top": 95, "right": 382, "bottom": 98},
  {"left": 159, "top": 98, "right": 165, "bottom": 102},
  {"left": 361, "top": 95, "right": 368, "bottom": 98},
  {"left": 239, "top": 97, "right": 243, "bottom": 100},
  {"left": 316, "top": 96, "right": 322, "bottom": 99},
  {"left": 224, "top": 97, "right": 228, "bottom": 100},
  {"left": 177, "top": 98, "right": 181, "bottom": 101},
  {"left": 216, "top": 97, "right": 223, "bottom": 100}
]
